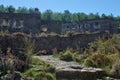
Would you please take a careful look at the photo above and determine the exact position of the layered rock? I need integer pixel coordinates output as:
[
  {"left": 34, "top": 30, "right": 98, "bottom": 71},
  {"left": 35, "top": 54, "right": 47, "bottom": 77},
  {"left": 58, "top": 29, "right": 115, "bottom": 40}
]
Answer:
[{"left": 35, "top": 55, "right": 106, "bottom": 80}]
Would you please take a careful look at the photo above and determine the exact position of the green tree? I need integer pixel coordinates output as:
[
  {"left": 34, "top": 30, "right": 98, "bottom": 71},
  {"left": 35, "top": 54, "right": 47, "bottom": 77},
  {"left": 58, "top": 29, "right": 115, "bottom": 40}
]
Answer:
[
  {"left": 16, "top": 7, "right": 29, "bottom": 13},
  {"left": 52, "top": 12, "right": 62, "bottom": 21},
  {"left": 88, "top": 13, "right": 95, "bottom": 19},
  {"left": 95, "top": 13, "right": 100, "bottom": 19},
  {"left": 62, "top": 10, "right": 71, "bottom": 22},
  {"left": 0, "top": 5, "right": 5, "bottom": 12},
  {"left": 101, "top": 13, "right": 108, "bottom": 19},
  {"left": 41, "top": 9, "right": 53, "bottom": 21},
  {"left": 71, "top": 13, "right": 79, "bottom": 22},
  {"left": 28, "top": 8, "right": 35, "bottom": 14},
  {"left": 108, "top": 13, "right": 114, "bottom": 19},
  {"left": 77, "top": 12, "right": 88, "bottom": 22},
  {"left": 7, "top": 5, "right": 15, "bottom": 13}
]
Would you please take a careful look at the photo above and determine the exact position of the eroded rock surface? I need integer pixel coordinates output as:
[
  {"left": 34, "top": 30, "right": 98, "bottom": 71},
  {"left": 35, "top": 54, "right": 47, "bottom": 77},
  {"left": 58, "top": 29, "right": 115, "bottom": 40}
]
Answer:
[{"left": 34, "top": 55, "right": 106, "bottom": 80}]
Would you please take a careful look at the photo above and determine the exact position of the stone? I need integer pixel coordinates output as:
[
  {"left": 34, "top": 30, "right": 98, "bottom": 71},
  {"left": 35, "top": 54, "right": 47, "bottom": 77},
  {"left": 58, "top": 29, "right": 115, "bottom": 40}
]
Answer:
[
  {"left": 95, "top": 68, "right": 106, "bottom": 78},
  {"left": 35, "top": 55, "right": 106, "bottom": 80},
  {"left": 69, "top": 65, "right": 84, "bottom": 69}
]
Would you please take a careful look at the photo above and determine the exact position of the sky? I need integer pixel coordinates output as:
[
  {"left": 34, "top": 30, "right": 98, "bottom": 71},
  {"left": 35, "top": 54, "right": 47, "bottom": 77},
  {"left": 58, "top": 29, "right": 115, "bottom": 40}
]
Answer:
[{"left": 0, "top": 0, "right": 120, "bottom": 16}]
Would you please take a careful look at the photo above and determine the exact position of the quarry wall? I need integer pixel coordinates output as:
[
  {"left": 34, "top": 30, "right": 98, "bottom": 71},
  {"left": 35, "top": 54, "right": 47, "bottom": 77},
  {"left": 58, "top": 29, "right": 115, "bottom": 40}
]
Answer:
[{"left": 0, "top": 32, "right": 110, "bottom": 54}]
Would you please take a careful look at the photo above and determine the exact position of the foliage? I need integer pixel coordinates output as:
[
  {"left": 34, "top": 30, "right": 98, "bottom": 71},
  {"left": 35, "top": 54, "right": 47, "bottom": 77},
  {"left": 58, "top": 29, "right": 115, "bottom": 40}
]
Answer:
[
  {"left": 73, "top": 53, "right": 87, "bottom": 63},
  {"left": 111, "top": 59, "right": 120, "bottom": 78},
  {"left": 41, "top": 9, "right": 53, "bottom": 21},
  {"left": 23, "top": 57, "right": 56, "bottom": 80},
  {"left": 7, "top": 5, "right": 15, "bottom": 13},
  {"left": 84, "top": 53, "right": 111, "bottom": 68},
  {"left": 0, "top": 30, "right": 9, "bottom": 36},
  {"left": 89, "top": 35, "right": 120, "bottom": 55},
  {"left": 0, "top": 5, "right": 120, "bottom": 23},
  {"left": 59, "top": 50, "right": 73, "bottom": 61},
  {"left": 24, "top": 38, "right": 34, "bottom": 66},
  {"left": 35, "top": 72, "right": 56, "bottom": 80},
  {"left": 0, "top": 55, "right": 13, "bottom": 77},
  {"left": 16, "top": 7, "right": 29, "bottom": 13},
  {"left": 84, "top": 35, "right": 120, "bottom": 74},
  {"left": 0, "top": 48, "right": 27, "bottom": 77}
]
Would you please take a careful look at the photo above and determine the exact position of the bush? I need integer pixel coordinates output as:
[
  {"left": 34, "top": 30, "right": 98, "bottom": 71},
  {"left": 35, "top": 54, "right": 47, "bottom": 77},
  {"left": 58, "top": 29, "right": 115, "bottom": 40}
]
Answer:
[
  {"left": 73, "top": 53, "right": 87, "bottom": 63},
  {"left": 35, "top": 72, "right": 56, "bottom": 80},
  {"left": 24, "top": 38, "right": 34, "bottom": 66},
  {"left": 23, "top": 58, "right": 56, "bottom": 79},
  {"left": 32, "top": 57, "right": 45, "bottom": 65},
  {"left": 90, "top": 35, "right": 120, "bottom": 55},
  {"left": 84, "top": 53, "right": 111, "bottom": 68},
  {"left": 107, "top": 53, "right": 120, "bottom": 64},
  {"left": 0, "top": 30, "right": 9, "bottom": 36},
  {"left": 59, "top": 49, "right": 85, "bottom": 63},
  {"left": 59, "top": 50, "right": 73, "bottom": 61},
  {"left": 111, "top": 59, "right": 120, "bottom": 78},
  {"left": 0, "top": 56, "right": 13, "bottom": 76}
]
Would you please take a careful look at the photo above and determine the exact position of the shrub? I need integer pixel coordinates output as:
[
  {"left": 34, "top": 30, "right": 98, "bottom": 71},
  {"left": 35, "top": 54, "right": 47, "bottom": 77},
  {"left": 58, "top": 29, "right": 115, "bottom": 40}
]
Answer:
[
  {"left": 0, "top": 56, "right": 13, "bottom": 76},
  {"left": 23, "top": 38, "right": 34, "bottom": 68},
  {"left": 23, "top": 58, "right": 56, "bottom": 79},
  {"left": 111, "top": 59, "right": 120, "bottom": 78},
  {"left": 32, "top": 57, "right": 45, "bottom": 65},
  {"left": 59, "top": 50, "right": 73, "bottom": 61},
  {"left": 89, "top": 34, "right": 120, "bottom": 55},
  {"left": 73, "top": 53, "right": 87, "bottom": 63},
  {"left": 107, "top": 53, "right": 120, "bottom": 64},
  {"left": 35, "top": 72, "right": 56, "bottom": 80},
  {"left": 0, "top": 30, "right": 9, "bottom": 36},
  {"left": 84, "top": 53, "right": 111, "bottom": 68}
]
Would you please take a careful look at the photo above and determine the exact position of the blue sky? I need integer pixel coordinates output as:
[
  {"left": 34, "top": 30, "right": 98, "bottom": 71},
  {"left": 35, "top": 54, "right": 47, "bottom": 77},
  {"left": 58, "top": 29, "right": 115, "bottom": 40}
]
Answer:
[{"left": 0, "top": 0, "right": 120, "bottom": 16}]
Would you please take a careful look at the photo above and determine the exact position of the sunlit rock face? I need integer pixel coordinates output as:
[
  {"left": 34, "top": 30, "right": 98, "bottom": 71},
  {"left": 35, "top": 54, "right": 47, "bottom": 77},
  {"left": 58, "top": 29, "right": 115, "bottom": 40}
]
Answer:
[{"left": 35, "top": 55, "right": 106, "bottom": 80}]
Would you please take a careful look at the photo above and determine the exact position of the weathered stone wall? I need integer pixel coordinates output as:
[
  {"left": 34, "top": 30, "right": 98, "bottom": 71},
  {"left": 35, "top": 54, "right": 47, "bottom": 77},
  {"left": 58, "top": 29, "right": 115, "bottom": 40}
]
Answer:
[
  {"left": 41, "top": 20, "right": 62, "bottom": 34},
  {"left": 62, "top": 19, "right": 119, "bottom": 34},
  {"left": 0, "top": 13, "right": 41, "bottom": 34},
  {"left": 34, "top": 32, "right": 109, "bottom": 52},
  {"left": 0, "top": 33, "right": 110, "bottom": 54}
]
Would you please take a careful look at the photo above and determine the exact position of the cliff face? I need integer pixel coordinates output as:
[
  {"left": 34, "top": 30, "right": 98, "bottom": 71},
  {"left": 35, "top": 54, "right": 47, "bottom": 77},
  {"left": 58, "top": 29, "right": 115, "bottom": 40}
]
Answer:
[
  {"left": 0, "top": 32, "right": 110, "bottom": 54},
  {"left": 0, "top": 13, "right": 41, "bottom": 34}
]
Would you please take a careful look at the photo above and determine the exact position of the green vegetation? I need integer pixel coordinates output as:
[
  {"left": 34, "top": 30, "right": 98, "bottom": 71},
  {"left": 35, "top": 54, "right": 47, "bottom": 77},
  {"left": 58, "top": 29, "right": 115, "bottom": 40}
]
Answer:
[
  {"left": 0, "top": 30, "right": 9, "bottom": 36},
  {"left": 0, "top": 37, "right": 34, "bottom": 78},
  {"left": 24, "top": 38, "right": 34, "bottom": 66},
  {"left": 1, "top": 5, "right": 120, "bottom": 23},
  {"left": 83, "top": 34, "right": 120, "bottom": 76},
  {"left": 110, "top": 59, "right": 120, "bottom": 78},
  {"left": 55, "top": 34, "right": 120, "bottom": 78},
  {"left": 23, "top": 57, "right": 56, "bottom": 80},
  {"left": 34, "top": 72, "right": 56, "bottom": 80},
  {"left": 84, "top": 53, "right": 111, "bottom": 68},
  {"left": 56, "top": 48, "right": 86, "bottom": 63},
  {"left": 59, "top": 50, "right": 73, "bottom": 61}
]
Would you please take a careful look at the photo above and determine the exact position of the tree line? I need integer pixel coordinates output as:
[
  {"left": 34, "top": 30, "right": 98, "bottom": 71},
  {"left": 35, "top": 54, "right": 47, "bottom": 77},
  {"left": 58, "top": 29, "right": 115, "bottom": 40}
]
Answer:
[{"left": 0, "top": 5, "right": 120, "bottom": 23}]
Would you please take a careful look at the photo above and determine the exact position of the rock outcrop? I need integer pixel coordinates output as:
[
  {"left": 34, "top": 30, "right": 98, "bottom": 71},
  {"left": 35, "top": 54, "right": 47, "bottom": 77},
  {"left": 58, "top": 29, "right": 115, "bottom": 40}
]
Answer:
[{"left": 34, "top": 55, "right": 106, "bottom": 80}]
